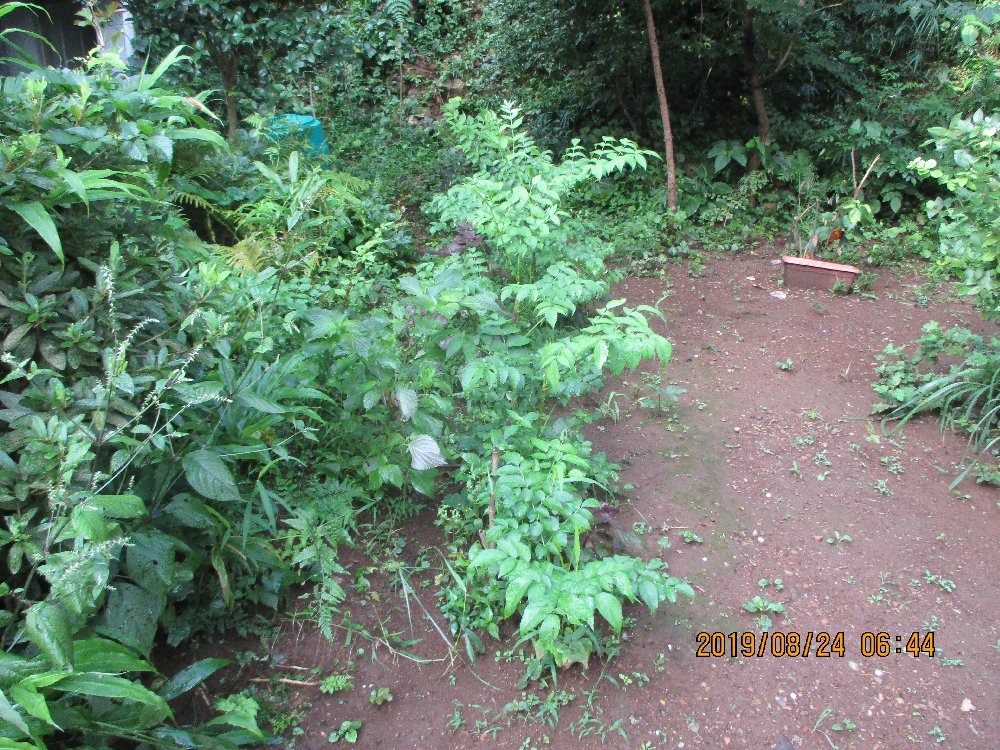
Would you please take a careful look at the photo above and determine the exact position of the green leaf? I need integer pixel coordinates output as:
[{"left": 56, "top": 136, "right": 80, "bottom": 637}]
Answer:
[
  {"left": 73, "top": 638, "right": 153, "bottom": 673},
  {"left": 407, "top": 434, "right": 446, "bottom": 470},
  {"left": 10, "top": 685, "right": 53, "bottom": 726},
  {"left": 138, "top": 44, "right": 188, "bottom": 90},
  {"left": 503, "top": 575, "right": 533, "bottom": 617},
  {"left": 209, "top": 694, "right": 263, "bottom": 737},
  {"left": 537, "top": 614, "right": 560, "bottom": 646},
  {"left": 395, "top": 387, "right": 418, "bottom": 420},
  {"left": 520, "top": 597, "right": 551, "bottom": 633},
  {"left": 11, "top": 202, "right": 61, "bottom": 262},
  {"left": 24, "top": 601, "right": 73, "bottom": 670},
  {"left": 377, "top": 463, "right": 404, "bottom": 487},
  {"left": 637, "top": 579, "right": 663, "bottom": 610},
  {"left": 171, "top": 127, "right": 227, "bottom": 148},
  {"left": 468, "top": 548, "right": 505, "bottom": 570},
  {"left": 163, "top": 658, "right": 230, "bottom": 701},
  {"left": 53, "top": 673, "right": 171, "bottom": 715},
  {"left": 88, "top": 494, "right": 146, "bottom": 518},
  {"left": 97, "top": 582, "right": 165, "bottom": 655},
  {"left": 558, "top": 595, "right": 593, "bottom": 627},
  {"left": 182, "top": 450, "right": 241, "bottom": 502},
  {"left": 235, "top": 392, "right": 285, "bottom": 414},
  {"left": 148, "top": 134, "right": 174, "bottom": 162},
  {"left": 0, "top": 688, "right": 29, "bottom": 736},
  {"left": 594, "top": 591, "right": 623, "bottom": 633},
  {"left": 0, "top": 739, "right": 41, "bottom": 750}
]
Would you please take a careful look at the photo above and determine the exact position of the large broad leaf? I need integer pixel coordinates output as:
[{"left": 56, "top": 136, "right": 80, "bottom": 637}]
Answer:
[
  {"left": 594, "top": 591, "right": 623, "bottom": 633},
  {"left": 97, "top": 583, "right": 165, "bottom": 656},
  {"left": 11, "top": 201, "right": 62, "bottom": 262},
  {"left": 172, "top": 127, "right": 227, "bottom": 148},
  {"left": 24, "top": 601, "right": 73, "bottom": 670},
  {"left": 235, "top": 392, "right": 285, "bottom": 414},
  {"left": 519, "top": 597, "right": 552, "bottom": 633},
  {"left": 125, "top": 530, "right": 175, "bottom": 594},
  {"left": 148, "top": 134, "right": 174, "bottom": 162},
  {"left": 162, "top": 658, "right": 230, "bottom": 701},
  {"left": 182, "top": 450, "right": 241, "bottom": 502},
  {"left": 395, "top": 386, "right": 418, "bottom": 420},
  {"left": 88, "top": 494, "right": 146, "bottom": 518},
  {"left": 407, "top": 434, "right": 446, "bottom": 470},
  {"left": 73, "top": 638, "right": 153, "bottom": 674},
  {"left": 503, "top": 575, "right": 534, "bottom": 618},
  {"left": 9, "top": 685, "right": 53, "bottom": 726},
  {"left": 52, "top": 673, "right": 171, "bottom": 716}
]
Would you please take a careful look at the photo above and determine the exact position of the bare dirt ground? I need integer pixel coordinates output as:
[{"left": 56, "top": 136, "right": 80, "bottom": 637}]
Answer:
[{"left": 187, "top": 254, "right": 1000, "bottom": 749}]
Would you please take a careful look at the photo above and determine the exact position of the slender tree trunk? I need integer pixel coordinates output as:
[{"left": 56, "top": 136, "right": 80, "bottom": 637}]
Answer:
[
  {"left": 210, "top": 42, "right": 240, "bottom": 141},
  {"left": 742, "top": 10, "right": 770, "bottom": 172},
  {"left": 642, "top": 0, "right": 677, "bottom": 209}
]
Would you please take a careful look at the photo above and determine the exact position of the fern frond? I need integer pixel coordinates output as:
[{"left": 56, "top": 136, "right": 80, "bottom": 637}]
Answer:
[
  {"left": 172, "top": 190, "right": 215, "bottom": 212},
  {"left": 383, "top": 0, "right": 412, "bottom": 25},
  {"left": 215, "top": 236, "right": 268, "bottom": 272}
]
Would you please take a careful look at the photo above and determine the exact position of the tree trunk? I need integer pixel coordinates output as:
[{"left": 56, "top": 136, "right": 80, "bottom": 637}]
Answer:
[
  {"left": 742, "top": 10, "right": 769, "bottom": 173},
  {"left": 223, "top": 88, "right": 238, "bottom": 142},
  {"left": 642, "top": 0, "right": 677, "bottom": 209},
  {"left": 210, "top": 42, "right": 240, "bottom": 141}
]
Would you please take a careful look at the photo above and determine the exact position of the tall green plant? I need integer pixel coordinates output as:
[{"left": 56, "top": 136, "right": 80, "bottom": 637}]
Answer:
[
  {"left": 912, "top": 109, "right": 1000, "bottom": 317},
  {"left": 0, "top": 43, "right": 292, "bottom": 747},
  {"left": 421, "top": 101, "right": 692, "bottom": 673}
]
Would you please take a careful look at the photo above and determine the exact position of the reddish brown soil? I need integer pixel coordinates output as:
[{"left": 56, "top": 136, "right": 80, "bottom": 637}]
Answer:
[{"left": 190, "top": 254, "right": 1000, "bottom": 749}]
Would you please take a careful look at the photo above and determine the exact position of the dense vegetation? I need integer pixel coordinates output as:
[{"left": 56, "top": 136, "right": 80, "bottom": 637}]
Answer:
[{"left": 1, "top": 0, "right": 999, "bottom": 746}]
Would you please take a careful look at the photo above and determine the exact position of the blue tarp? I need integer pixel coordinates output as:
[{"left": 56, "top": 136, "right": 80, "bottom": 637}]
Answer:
[{"left": 266, "top": 114, "right": 330, "bottom": 156}]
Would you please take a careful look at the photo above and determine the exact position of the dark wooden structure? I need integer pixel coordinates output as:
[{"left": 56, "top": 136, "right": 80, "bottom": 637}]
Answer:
[{"left": 0, "top": 2, "right": 96, "bottom": 75}]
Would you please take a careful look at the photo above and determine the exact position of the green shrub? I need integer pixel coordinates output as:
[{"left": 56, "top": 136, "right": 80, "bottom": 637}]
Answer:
[
  {"left": 0, "top": 45, "right": 287, "bottom": 747},
  {"left": 422, "top": 101, "right": 693, "bottom": 673},
  {"left": 912, "top": 110, "right": 1000, "bottom": 317}
]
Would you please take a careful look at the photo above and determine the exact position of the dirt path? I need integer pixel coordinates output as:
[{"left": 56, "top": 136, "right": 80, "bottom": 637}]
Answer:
[{"left": 216, "top": 255, "right": 999, "bottom": 749}]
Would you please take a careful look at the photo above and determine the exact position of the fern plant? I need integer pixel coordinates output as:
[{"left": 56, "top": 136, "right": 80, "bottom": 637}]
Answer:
[{"left": 383, "top": 0, "right": 413, "bottom": 26}]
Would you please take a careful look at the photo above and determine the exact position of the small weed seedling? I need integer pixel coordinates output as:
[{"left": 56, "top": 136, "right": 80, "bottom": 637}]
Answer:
[
  {"left": 778, "top": 358, "right": 795, "bottom": 371},
  {"left": 653, "top": 653, "right": 666, "bottom": 672},
  {"left": 758, "top": 578, "right": 784, "bottom": 591},
  {"left": 328, "top": 720, "right": 362, "bottom": 744},
  {"left": 679, "top": 530, "right": 703, "bottom": 544},
  {"left": 447, "top": 705, "right": 466, "bottom": 733},
  {"left": 923, "top": 570, "right": 956, "bottom": 593},
  {"left": 320, "top": 674, "right": 354, "bottom": 694},
  {"left": 874, "top": 479, "right": 894, "bottom": 496},
  {"left": 929, "top": 726, "right": 946, "bottom": 744},
  {"left": 742, "top": 596, "right": 785, "bottom": 615},
  {"left": 369, "top": 687, "right": 393, "bottom": 706},
  {"left": 825, "top": 531, "right": 853, "bottom": 546},
  {"left": 789, "top": 460, "right": 802, "bottom": 478},
  {"left": 880, "top": 455, "right": 904, "bottom": 475}
]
